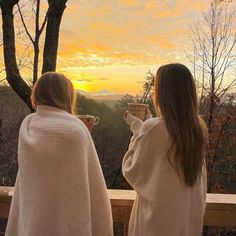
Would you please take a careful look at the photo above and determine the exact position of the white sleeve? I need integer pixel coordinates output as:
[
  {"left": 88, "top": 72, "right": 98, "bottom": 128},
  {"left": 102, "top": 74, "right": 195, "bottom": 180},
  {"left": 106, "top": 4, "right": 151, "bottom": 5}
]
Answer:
[
  {"left": 122, "top": 133, "right": 147, "bottom": 191},
  {"left": 122, "top": 119, "right": 161, "bottom": 193}
]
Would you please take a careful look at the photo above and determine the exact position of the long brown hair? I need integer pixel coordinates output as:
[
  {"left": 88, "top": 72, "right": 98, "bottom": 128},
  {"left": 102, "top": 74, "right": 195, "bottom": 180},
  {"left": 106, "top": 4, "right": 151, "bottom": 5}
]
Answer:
[
  {"left": 31, "top": 72, "right": 76, "bottom": 114},
  {"left": 155, "top": 63, "right": 208, "bottom": 187}
]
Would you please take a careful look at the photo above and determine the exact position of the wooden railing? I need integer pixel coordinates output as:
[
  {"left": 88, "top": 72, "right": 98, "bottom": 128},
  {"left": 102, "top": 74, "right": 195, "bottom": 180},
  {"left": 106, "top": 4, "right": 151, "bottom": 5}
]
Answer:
[{"left": 1, "top": 187, "right": 236, "bottom": 236}]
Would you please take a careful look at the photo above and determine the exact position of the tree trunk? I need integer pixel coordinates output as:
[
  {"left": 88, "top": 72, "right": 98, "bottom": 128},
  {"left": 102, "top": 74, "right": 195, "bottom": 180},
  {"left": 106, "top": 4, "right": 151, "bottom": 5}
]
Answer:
[
  {"left": 207, "top": 68, "right": 216, "bottom": 192},
  {"left": 0, "top": 119, "right": 3, "bottom": 146},
  {"left": 33, "top": 42, "right": 39, "bottom": 85},
  {"left": 41, "top": 0, "right": 68, "bottom": 74},
  {"left": 32, "top": 0, "right": 40, "bottom": 85},
  {"left": 208, "top": 71, "right": 215, "bottom": 131},
  {"left": 0, "top": 1, "right": 33, "bottom": 111}
]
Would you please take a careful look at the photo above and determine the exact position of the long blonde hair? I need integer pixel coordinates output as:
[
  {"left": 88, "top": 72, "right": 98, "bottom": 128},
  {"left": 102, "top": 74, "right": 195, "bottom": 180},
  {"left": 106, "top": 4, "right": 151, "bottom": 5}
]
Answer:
[
  {"left": 155, "top": 63, "right": 208, "bottom": 187},
  {"left": 31, "top": 72, "right": 76, "bottom": 114}
]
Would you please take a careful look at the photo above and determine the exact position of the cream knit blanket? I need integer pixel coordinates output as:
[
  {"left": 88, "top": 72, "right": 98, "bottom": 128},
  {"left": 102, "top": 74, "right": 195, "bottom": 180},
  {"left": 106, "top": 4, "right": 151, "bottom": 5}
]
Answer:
[{"left": 5, "top": 105, "right": 113, "bottom": 236}]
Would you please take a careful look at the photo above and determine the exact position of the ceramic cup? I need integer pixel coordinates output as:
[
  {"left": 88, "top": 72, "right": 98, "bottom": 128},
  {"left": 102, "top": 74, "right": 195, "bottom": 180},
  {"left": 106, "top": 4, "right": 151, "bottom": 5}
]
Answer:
[{"left": 77, "top": 115, "right": 100, "bottom": 125}]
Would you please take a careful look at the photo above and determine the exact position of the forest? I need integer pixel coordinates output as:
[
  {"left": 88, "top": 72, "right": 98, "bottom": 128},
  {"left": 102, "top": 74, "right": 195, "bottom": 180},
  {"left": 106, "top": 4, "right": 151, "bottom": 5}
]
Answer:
[{"left": 1, "top": 86, "right": 235, "bottom": 193}]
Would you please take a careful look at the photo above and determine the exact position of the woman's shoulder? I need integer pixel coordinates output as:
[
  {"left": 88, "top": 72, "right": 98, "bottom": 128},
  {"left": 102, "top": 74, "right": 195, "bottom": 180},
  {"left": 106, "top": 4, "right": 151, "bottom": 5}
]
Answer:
[
  {"left": 140, "top": 117, "right": 170, "bottom": 146},
  {"left": 20, "top": 112, "right": 37, "bottom": 127},
  {"left": 140, "top": 117, "right": 165, "bottom": 134},
  {"left": 47, "top": 113, "right": 88, "bottom": 137},
  {"left": 21, "top": 111, "right": 89, "bottom": 139}
]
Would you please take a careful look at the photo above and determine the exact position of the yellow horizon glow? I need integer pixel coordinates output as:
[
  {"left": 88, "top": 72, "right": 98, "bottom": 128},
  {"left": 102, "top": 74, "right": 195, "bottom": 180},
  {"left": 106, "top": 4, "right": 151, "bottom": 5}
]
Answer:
[{"left": 58, "top": 64, "right": 159, "bottom": 95}]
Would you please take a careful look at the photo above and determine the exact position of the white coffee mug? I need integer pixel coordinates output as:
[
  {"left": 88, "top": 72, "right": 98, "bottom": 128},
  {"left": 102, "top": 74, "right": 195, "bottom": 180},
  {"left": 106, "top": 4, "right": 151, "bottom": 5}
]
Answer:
[{"left": 77, "top": 115, "right": 100, "bottom": 125}]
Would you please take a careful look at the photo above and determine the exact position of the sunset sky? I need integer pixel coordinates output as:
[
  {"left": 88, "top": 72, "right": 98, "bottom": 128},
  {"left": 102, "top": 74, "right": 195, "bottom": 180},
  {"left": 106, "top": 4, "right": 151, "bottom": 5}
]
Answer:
[
  {"left": 1, "top": 0, "right": 235, "bottom": 95},
  {"left": 57, "top": 0, "right": 209, "bottom": 94}
]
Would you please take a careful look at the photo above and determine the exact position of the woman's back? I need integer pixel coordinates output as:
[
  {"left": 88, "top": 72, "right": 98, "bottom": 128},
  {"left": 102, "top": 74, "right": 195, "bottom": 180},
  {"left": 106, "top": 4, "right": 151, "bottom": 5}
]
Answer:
[
  {"left": 6, "top": 106, "right": 113, "bottom": 236},
  {"left": 122, "top": 63, "right": 208, "bottom": 236},
  {"left": 123, "top": 117, "right": 207, "bottom": 236}
]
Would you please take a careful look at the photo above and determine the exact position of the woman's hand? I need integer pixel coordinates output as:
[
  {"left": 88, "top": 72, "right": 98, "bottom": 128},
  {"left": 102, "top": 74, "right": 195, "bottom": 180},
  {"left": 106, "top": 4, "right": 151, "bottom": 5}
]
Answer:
[
  {"left": 145, "top": 107, "right": 153, "bottom": 120},
  {"left": 123, "top": 110, "right": 132, "bottom": 125},
  {"left": 123, "top": 107, "right": 152, "bottom": 124},
  {"left": 84, "top": 118, "right": 96, "bottom": 133},
  {"left": 123, "top": 110, "right": 129, "bottom": 121},
  {"left": 123, "top": 111, "right": 139, "bottom": 126}
]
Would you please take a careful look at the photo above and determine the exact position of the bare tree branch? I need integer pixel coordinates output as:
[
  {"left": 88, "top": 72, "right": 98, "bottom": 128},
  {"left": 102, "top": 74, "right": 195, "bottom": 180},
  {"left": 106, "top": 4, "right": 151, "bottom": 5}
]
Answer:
[
  {"left": 187, "top": 0, "right": 236, "bottom": 99},
  {"left": 39, "top": 1, "right": 49, "bottom": 35},
  {"left": 212, "top": 115, "right": 231, "bottom": 164},
  {"left": 16, "top": 0, "right": 50, "bottom": 84},
  {"left": 17, "top": 4, "right": 34, "bottom": 44},
  {"left": 13, "top": 2, "right": 28, "bottom": 15},
  {"left": 195, "top": 80, "right": 210, "bottom": 93},
  {"left": 218, "top": 78, "right": 236, "bottom": 98}
]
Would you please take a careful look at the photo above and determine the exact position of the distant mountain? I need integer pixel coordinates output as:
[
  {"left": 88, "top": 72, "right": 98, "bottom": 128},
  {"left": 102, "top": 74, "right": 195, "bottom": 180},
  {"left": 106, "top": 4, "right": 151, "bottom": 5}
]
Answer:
[
  {"left": 93, "top": 89, "right": 116, "bottom": 96},
  {"left": 76, "top": 89, "right": 123, "bottom": 100}
]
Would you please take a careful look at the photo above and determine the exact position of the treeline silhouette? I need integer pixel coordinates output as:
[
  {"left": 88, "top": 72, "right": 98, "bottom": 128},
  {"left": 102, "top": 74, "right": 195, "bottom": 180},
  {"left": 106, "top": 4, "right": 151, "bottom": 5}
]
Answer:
[
  {"left": 76, "top": 93, "right": 132, "bottom": 188},
  {"left": 0, "top": 86, "right": 235, "bottom": 194},
  {"left": 1, "top": 86, "right": 236, "bottom": 235}
]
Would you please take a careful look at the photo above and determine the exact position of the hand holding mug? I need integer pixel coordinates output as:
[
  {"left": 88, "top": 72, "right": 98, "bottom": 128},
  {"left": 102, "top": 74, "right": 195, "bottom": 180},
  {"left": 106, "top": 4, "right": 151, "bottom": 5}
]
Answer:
[
  {"left": 127, "top": 103, "right": 151, "bottom": 121},
  {"left": 76, "top": 115, "right": 100, "bottom": 132},
  {"left": 145, "top": 107, "right": 152, "bottom": 120}
]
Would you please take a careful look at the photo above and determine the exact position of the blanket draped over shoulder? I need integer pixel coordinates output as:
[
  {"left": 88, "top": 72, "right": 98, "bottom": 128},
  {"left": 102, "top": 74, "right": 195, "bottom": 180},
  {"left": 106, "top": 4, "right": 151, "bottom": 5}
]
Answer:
[{"left": 6, "top": 105, "right": 113, "bottom": 236}]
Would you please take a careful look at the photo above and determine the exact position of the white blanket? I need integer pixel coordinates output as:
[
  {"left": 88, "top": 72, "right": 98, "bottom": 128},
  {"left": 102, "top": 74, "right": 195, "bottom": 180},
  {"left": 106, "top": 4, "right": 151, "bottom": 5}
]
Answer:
[{"left": 5, "top": 105, "right": 113, "bottom": 236}]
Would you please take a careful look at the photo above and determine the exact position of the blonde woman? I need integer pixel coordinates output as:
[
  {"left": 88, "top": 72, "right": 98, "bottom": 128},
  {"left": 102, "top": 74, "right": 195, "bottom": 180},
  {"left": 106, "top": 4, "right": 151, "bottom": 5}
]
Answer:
[
  {"left": 123, "top": 63, "right": 208, "bottom": 236},
  {"left": 6, "top": 72, "right": 113, "bottom": 236}
]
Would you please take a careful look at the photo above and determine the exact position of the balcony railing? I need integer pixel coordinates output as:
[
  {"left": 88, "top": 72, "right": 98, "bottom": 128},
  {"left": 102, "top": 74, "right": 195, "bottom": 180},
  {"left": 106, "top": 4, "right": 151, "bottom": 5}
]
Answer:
[{"left": 1, "top": 187, "right": 236, "bottom": 236}]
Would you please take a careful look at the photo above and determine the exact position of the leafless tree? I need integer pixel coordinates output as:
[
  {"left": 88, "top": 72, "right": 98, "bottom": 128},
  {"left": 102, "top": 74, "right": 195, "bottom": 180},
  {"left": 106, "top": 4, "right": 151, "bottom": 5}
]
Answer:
[
  {"left": 0, "top": 0, "right": 68, "bottom": 110},
  {"left": 17, "top": 0, "right": 48, "bottom": 84},
  {"left": 188, "top": 0, "right": 236, "bottom": 120},
  {"left": 187, "top": 0, "right": 236, "bottom": 192}
]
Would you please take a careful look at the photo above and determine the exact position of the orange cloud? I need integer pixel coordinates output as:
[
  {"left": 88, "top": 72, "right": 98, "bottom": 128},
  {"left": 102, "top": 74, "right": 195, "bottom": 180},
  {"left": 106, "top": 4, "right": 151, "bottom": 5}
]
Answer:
[
  {"left": 148, "top": 35, "right": 175, "bottom": 49},
  {"left": 58, "top": 46, "right": 86, "bottom": 57},
  {"left": 156, "top": 10, "right": 181, "bottom": 18},
  {"left": 89, "top": 22, "right": 123, "bottom": 35},
  {"left": 94, "top": 43, "right": 112, "bottom": 50},
  {"left": 58, "top": 48, "right": 157, "bottom": 68},
  {"left": 86, "top": 5, "right": 112, "bottom": 17},
  {"left": 153, "top": 0, "right": 207, "bottom": 19},
  {"left": 144, "top": 1, "right": 156, "bottom": 10},
  {"left": 120, "top": 0, "right": 139, "bottom": 6},
  {"left": 155, "top": 1, "right": 183, "bottom": 18}
]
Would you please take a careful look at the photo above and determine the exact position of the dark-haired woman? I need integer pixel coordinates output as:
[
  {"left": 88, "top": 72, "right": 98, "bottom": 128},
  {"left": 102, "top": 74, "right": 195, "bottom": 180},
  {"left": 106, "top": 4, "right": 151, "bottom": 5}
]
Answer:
[{"left": 122, "top": 63, "right": 208, "bottom": 236}]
